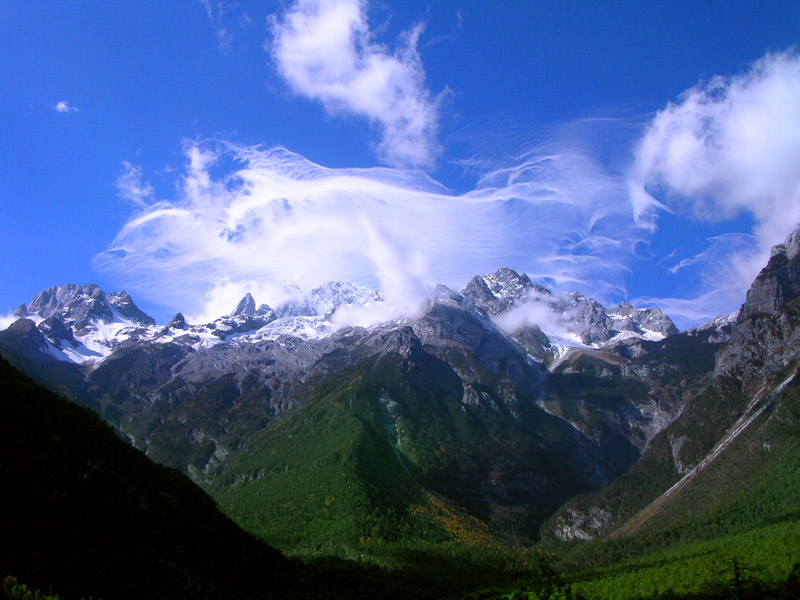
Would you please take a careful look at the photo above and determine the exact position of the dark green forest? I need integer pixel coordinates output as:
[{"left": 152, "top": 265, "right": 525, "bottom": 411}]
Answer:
[{"left": 3, "top": 353, "right": 800, "bottom": 599}]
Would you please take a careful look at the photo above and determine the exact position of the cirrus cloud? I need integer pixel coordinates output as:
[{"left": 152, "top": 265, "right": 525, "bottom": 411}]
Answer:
[
  {"left": 94, "top": 138, "right": 641, "bottom": 323},
  {"left": 116, "top": 162, "right": 156, "bottom": 208},
  {"left": 95, "top": 48, "right": 800, "bottom": 329}
]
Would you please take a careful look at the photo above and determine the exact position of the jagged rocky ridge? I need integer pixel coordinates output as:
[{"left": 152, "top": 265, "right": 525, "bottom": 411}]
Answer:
[
  {"left": 0, "top": 268, "right": 718, "bottom": 542},
  {"left": 7, "top": 271, "right": 676, "bottom": 371},
  {"left": 7, "top": 281, "right": 384, "bottom": 366}
]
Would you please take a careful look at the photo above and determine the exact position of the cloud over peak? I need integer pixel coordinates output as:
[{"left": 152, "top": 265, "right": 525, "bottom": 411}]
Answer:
[{"left": 269, "top": 0, "right": 443, "bottom": 168}]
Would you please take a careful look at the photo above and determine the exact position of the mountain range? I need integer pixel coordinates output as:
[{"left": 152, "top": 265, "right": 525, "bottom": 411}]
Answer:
[
  {"left": 0, "top": 266, "right": 684, "bottom": 538},
  {"left": 3, "top": 226, "right": 800, "bottom": 598}
]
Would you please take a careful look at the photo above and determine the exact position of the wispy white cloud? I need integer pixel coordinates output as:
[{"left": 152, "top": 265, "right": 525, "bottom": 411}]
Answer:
[
  {"left": 637, "top": 232, "right": 760, "bottom": 328},
  {"left": 631, "top": 50, "right": 800, "bottom": 290},
  {"left": 54, "top": 100, "right": 78, "bottom": 113},
  {"left": 633, "top": 288, "right": 742, "bottom": 331},
  {"left": 116, "top": 162, "right": 155, "bottom": 208},
  {"left": 202, "top": 0, "right": 232, "bottom": 53},
  {"left": 94, "top": 48, "right": 800, "bottom": 328},
  {"left": 95, "top": 139, "right": 641, "bottom": 323},
  {"left": 421, "top": 8, "right": 462, "bottom": 49},
  {"left": 665, "top": 233, "right": 757, "bottom": 277},
  {"left": 269, "top": 0, "right": 443, "bottom": 168}
]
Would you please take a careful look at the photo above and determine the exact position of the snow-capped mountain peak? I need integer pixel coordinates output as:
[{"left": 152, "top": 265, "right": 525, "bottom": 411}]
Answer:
[
  {"left": 16, "top": 283, "right": 154, "bottom": 332},
  {"left": 308, "top": 281, "right": 383, "bottom": 317},
  {"left": 5, "top": 274, "right": 680, "bottom": 370},
  {"left": 460, "top": 267, "right": 679, "bottom": 360},
  {"left": 481, "top": 267, "right": 536, "bottom": 303},
  {"left": 683, "top": 310, "right": 739, "bottom": 344},
  {"left": 607, "top": 302, "right": 678, "bottom": 336},
  {"left": 11, "top": 284, "right": 159, "bottom": 364},
  {"left": 151, "top": 282, "right": 386, "bottom": 352}
]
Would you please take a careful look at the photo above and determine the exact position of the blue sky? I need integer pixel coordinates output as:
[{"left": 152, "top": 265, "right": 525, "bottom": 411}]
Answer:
[{"left": 2, "top": 1, "right": 799, "bottom": 328}]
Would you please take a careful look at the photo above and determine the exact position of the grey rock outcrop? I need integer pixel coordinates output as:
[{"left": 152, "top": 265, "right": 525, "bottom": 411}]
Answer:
[
  {"left": 38, "top": 316, "right": 77, "bottom": 346},
  {"left": 716, "top": 226, "right": 800, "bottom": 388},
  {"left": 739, "top": 228, "right": 800, "bottom": 320},
  {"left": 0, "top": 318, "right": 54, "bottom": 364},
  {"left": 552, "top": 507, "right": 613, "bottom": 542},
  {"left": 461, "top": 267, "right": 541, "bottom": 315},
  {"left": 610, "top": 302, "right": 678, "bottom": 337},
  {"left": 232, "top": 293, "right": 257, "bottom": 317},
  {"left": 107, "top": 290, "right": 156, "bottom": 325},
  {"left": 166, "top": 313, "right": 189, "bottom": 330}
]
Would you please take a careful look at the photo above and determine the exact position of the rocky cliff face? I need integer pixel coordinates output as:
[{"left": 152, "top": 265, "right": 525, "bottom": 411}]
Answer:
[
  {"left": 739, "top": 229, "right": 800, "bottom": 320},
  {"left": 715, "top": 229, "right": 800, "bottom": 392}
]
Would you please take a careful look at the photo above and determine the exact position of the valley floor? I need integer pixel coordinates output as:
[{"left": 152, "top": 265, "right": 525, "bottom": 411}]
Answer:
[{"left": 560, "top": 520, "right": 800, "bottom": 600}]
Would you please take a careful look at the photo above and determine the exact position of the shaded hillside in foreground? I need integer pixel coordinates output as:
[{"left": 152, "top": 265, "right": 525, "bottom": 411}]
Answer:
[{"left": 0, "top": 356, "right": 292, "bottom": 600}]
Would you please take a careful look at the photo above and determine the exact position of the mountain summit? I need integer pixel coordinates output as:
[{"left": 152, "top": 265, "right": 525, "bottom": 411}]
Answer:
[
  {"left": 10, "top": 284, "right": 156, "bottom": 363},
  {"left": 15, "top": 283, "right": 155, "bottom": 331}
]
